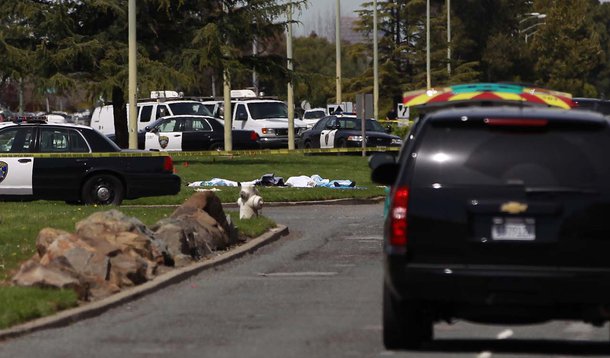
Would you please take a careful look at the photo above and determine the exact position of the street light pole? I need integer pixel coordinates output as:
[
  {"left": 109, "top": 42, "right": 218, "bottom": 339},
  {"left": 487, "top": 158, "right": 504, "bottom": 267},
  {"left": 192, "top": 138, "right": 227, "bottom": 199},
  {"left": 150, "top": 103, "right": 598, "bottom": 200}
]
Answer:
[
  {"left": 223, "top": 3, "right": 232, "bottom": 151},
  {"left": 335, "top": 0, "right": 342, "bottom": 104},
  {"left": 287, "top": 1, "right": 295, "bottom": 150},
  {"left": 447, "top": 0, "right": 451, "bottom": 77},
  {"left": 426, "top": 0, "right": 431, "bottom": 89},
  {"left": 518, "top": 13, "right": 547, "bottom": 43},
  {"left": 128, "top": 0, "right": 137, "bottom": 149},
  {"left": 373, "top": 0, "right": 378, "bottom": 121}
]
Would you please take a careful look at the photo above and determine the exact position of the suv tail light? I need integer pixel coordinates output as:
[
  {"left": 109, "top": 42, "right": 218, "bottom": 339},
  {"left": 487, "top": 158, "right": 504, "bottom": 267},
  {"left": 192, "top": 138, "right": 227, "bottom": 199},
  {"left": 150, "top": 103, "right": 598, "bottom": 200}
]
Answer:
[
  {"left": 163, "top": 156, "right": 174, "bottom": 172},
  {"left": 389, "top": 186, "right": 409, "bottom": 248},
  {"left": 484, "top": 118, "right": 548, "bottom": 127}
]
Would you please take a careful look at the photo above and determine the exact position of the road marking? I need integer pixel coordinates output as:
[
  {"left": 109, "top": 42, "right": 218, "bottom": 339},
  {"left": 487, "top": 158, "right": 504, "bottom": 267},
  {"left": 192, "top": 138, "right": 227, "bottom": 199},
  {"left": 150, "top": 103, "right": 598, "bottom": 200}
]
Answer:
[
  {"left": 477, "top": 351, "right": 492, "bottom": 358},
  {"left": 497, "top": 329, "right": 513, "bottom": 339},
  {"left": 257, "top": 271, "right": 338, "bottom": 277}
]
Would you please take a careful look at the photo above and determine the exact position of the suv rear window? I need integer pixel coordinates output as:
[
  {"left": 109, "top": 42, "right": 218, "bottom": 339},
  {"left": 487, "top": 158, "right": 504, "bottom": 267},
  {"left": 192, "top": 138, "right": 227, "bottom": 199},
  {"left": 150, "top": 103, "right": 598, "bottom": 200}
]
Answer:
[{"left": 411, "top": 120, "right": 610, "bottom": 188}]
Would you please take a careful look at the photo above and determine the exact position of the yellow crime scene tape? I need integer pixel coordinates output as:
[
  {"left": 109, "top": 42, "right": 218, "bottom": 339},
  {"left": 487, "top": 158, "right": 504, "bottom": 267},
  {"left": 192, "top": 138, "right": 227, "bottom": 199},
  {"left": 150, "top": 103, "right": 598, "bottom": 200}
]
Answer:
[
  {"left": 0, "top": 146, "right": 399, "bottom": 158},
  {"left": 377, "top": 119, "right": 411, "bottom": 124}
]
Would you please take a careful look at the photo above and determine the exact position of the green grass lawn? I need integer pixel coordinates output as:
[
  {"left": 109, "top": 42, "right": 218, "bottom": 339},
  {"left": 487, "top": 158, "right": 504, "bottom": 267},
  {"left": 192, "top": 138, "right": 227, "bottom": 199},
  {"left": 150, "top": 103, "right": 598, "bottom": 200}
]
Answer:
[
  {"left": 125, "top": 153, "right": 385, "bottom": 205},
  {"left": 0, "top": 204, "right": 276, "bottom": 329}
]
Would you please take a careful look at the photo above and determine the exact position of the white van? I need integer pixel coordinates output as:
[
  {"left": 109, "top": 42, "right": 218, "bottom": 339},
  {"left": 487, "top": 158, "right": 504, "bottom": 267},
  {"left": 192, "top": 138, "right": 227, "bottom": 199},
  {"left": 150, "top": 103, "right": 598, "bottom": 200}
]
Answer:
[
  {"left": 202, "top": 92, "right": 306, "bottom": 148},
  {"left": 90, "top": 97, "right": 213, "bottom": 136}
]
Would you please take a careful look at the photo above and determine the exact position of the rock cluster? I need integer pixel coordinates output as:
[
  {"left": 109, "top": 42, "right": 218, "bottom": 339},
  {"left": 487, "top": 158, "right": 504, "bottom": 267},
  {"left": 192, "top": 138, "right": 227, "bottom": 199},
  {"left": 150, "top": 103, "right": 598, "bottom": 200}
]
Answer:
[{"left": 12, "top": 191, "right": 238, "bottom": 301}]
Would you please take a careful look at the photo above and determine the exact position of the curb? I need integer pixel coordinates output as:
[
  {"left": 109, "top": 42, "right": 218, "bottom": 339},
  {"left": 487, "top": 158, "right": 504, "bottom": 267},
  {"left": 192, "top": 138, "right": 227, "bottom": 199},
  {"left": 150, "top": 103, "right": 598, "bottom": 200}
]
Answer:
[
  {"left": 0, "top": 225, "right": 289, "bottom": 341},
  {"left": 122, "top": 197, "right": 385, "bottom": 209},
  {"left": 223, "top": 196, "right": 385, "bottom": 208}
]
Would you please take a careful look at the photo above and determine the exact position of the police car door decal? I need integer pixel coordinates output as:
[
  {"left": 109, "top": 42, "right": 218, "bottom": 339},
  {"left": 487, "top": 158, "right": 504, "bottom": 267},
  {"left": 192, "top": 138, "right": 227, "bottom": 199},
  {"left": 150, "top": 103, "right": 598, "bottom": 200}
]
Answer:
[
  {"left": 320, "top": 130, "right": 337, "bottom": 149},
  {"left": 145, "top": 119, "right": 182, "bottom": 151},
  {"left": 0, "top": 158, "right": 34, "bottom": 195},
  {"left": 145, "top": 132, "right": 162, "bottom": 151}
]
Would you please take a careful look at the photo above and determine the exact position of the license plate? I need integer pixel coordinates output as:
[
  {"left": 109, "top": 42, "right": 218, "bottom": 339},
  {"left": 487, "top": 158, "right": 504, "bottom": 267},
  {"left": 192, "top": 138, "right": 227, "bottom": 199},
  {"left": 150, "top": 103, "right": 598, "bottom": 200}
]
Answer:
[{"left": 491, "top": 217, "right": 535, "bottom": 241}]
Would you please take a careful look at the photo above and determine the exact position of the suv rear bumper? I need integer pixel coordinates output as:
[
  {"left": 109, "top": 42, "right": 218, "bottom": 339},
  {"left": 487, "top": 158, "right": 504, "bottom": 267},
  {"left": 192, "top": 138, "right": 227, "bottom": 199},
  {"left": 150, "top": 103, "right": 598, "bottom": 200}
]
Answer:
[{"left": 386, "top": 260, "right": 610, "bottom": 306}]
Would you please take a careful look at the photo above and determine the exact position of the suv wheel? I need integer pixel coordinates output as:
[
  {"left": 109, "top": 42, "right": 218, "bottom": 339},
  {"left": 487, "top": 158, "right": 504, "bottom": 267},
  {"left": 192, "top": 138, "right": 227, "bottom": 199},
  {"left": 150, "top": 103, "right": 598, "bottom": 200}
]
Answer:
[{"left": 383, "top": 283, "right": 433, "bottom": 350}]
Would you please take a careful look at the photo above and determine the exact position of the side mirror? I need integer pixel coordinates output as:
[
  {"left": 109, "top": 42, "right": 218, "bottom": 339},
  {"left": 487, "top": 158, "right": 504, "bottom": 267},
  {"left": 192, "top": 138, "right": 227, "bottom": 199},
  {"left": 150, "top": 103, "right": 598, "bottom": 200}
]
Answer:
[
  {"left": 368, "top": 152, "right": 395, "bottom": 170},
  {"left": 147, "top": 126, "right": 159, "bottom": 133},
  {"left": 371, "top": 162, "right": 399, "bottom": 186}
]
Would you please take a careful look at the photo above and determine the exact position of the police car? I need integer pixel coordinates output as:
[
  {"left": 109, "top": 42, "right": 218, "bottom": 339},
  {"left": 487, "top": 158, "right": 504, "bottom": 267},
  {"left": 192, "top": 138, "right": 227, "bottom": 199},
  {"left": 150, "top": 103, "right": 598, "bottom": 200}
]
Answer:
[
  {"left": 135, "top": 115, "right": 261, "bottom": 151},
  {"left": 298, "top": 113, "right": 402, "bottom": 149},
  {"left": 0, "top": 120, "right": 180, "bottom": 205}
]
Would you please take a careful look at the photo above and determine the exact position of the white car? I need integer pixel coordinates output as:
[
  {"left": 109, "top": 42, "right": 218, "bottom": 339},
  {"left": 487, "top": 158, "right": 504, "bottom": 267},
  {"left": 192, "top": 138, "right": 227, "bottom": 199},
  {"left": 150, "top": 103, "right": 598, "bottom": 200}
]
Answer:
[
  {"left": 201, "top": 96, "right": 307, "bottom": 149},
  {"left": 302, "top": 108, "right": 327, "bottom": 128}
]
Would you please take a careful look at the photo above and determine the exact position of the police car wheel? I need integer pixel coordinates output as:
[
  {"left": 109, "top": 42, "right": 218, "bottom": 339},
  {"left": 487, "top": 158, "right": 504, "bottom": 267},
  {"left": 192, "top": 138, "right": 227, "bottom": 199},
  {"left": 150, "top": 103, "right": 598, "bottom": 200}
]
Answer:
[
  {"left": 209, "top": 142, "right": 223, "bottom": 151},
  {"left": 81, "top": 174, "right": 124, "bottom": 205}
]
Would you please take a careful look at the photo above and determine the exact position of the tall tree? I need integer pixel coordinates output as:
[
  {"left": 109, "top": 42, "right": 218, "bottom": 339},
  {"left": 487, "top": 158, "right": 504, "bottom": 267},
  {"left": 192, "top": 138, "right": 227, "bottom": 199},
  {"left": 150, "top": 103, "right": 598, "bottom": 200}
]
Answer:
[
  {"left": 530, "top": 0, "right": 604, "bottom": 96},
  {"left": 0, "top": 0, "right": 306, "bottom": 146}
]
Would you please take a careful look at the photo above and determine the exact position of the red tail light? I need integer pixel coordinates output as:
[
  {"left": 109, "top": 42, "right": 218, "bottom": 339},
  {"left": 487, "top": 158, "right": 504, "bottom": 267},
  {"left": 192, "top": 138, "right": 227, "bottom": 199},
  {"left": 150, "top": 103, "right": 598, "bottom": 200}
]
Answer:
[
  {"left": 484, "top": 118, "right": 548, "bottom": 127},
  {"left": 163, "top": 156, "right": 174, "bottom": 172},
  {"left": 389, "top": 186, "right": 409, "bottom": 247},
  {"left": 250, "top": 131, "right": 260, "bottom": 141}
]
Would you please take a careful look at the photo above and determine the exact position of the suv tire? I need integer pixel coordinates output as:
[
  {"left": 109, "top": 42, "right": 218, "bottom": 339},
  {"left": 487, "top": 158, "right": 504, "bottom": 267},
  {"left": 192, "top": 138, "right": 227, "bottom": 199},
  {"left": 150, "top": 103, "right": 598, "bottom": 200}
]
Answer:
[{"left": 383, "top": 283, "right": 433, "bottom": 350}]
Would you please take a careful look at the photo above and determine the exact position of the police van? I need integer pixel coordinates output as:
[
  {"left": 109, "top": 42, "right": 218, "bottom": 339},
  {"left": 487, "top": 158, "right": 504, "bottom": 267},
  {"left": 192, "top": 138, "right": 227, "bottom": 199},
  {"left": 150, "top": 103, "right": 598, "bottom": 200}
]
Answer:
[
  {"left": 201, "top": 89, "right": 306, "bottom": 148},
  {"left": 90, "top": 91, "right": 214, "bottom": 136}
]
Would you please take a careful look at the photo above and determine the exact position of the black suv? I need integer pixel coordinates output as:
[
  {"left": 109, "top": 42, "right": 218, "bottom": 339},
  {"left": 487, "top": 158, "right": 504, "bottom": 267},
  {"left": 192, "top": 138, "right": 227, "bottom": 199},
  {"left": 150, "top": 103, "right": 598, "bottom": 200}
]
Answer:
[{"left": 371, "top": 105, "right": 610, "bottom": 349}]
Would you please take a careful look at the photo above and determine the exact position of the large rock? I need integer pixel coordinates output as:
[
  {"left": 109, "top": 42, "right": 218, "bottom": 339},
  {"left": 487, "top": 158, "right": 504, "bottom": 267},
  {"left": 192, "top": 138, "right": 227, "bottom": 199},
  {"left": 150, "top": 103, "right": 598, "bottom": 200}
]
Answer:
[
  {"left": 12, "top": 192, "right": 238, "bottom": 300},
  {"left": 12, "top": 259, "right": 86, "bottom": 298},
  {"left": 152, "top": 191, "right": 238, "bottom": 266}
]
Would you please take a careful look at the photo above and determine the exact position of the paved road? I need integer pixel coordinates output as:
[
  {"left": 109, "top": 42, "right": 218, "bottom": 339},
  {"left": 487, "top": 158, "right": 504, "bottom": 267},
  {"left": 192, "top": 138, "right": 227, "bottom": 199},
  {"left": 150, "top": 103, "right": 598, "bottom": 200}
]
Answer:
[{"left": 1, "top": 203, "right": 610, "bottom": 358}]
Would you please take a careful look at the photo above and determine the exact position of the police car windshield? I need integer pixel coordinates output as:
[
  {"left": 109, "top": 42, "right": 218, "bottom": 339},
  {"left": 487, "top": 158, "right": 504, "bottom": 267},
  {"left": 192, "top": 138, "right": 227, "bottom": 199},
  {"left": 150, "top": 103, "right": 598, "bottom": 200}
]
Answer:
[
  {"left": 169, "top": 103, "right": 213, "bottom": 116},
  {"left": 338, "top": 118, "right": 386, "bottom": 132},
  {"left": 247, "top": 102, "right": 288, "bottom": 119}
]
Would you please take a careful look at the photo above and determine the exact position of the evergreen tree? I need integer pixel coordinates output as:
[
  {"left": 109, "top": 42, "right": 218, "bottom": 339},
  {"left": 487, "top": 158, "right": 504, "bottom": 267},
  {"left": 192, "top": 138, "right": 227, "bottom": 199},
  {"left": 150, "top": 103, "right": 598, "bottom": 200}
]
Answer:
[{"left": 531, "top": 0, "right": 604, "bottom": 96}]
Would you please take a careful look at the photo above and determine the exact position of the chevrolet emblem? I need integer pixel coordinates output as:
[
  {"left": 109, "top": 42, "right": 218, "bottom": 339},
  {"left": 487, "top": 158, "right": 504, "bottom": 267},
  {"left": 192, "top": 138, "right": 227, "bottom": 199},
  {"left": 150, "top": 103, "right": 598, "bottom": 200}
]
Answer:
[{"left": 500, "top": 201, "right": 528, "bottom": 214}]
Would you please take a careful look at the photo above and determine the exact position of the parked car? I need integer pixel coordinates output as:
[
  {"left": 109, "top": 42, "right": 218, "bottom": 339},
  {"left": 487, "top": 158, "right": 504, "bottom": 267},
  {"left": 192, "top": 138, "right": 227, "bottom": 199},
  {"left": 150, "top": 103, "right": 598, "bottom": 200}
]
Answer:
[
  {"left": 90, "top": 93, "right": 214, "bottom": 136},
  {"left": 0, "top": 121, "right": 180, "bottom": 205},
  {"left": 371, "top": 104, "right": 610, "bottom": 349},
  {"left": 201, "top": 90, "right": 307, "bottom": 148},
  {"left": 301, "top": 108, "right": 327, "bottom": 128},
  {"left": 299, "top": 114, "right": 402, "bottom": 149},
  {"left": 135, "top": 115, "right": 261, "bottom": 151}
]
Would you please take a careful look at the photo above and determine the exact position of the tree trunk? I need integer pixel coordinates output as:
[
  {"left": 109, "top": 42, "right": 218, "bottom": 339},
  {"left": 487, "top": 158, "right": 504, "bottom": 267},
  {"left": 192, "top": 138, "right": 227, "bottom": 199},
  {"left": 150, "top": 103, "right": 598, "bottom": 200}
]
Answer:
[{"left": 112, "top": 86, "right": 128, "bottom": 149}]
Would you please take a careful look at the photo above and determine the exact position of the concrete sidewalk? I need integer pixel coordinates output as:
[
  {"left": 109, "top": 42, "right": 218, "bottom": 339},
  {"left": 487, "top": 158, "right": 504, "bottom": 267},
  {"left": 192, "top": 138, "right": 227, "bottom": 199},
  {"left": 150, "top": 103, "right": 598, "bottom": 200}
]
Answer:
[{"left": 0, "top": 225, "right": 288, "bottom": 341}]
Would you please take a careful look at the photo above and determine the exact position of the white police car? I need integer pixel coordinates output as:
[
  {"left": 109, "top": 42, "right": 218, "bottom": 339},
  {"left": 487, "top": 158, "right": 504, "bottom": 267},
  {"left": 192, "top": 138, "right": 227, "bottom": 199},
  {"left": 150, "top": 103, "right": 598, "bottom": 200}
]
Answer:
[{"left": 0, "top": 120, "right": 180, "bottom": 205}]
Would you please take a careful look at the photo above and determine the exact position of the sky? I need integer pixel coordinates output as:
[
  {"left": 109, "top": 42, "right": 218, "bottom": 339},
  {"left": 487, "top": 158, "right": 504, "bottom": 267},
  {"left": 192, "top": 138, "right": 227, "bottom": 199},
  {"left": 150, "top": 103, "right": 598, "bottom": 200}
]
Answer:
[{"left": 293, "top": 0, "right": 365, "bottom": 37}]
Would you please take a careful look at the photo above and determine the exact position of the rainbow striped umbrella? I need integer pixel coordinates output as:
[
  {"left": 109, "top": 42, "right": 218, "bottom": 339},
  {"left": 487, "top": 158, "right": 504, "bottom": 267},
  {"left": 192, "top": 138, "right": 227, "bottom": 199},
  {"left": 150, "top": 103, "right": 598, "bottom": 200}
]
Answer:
[{"left": 403, "top": 83, "right": 575, "bottom": 110}]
